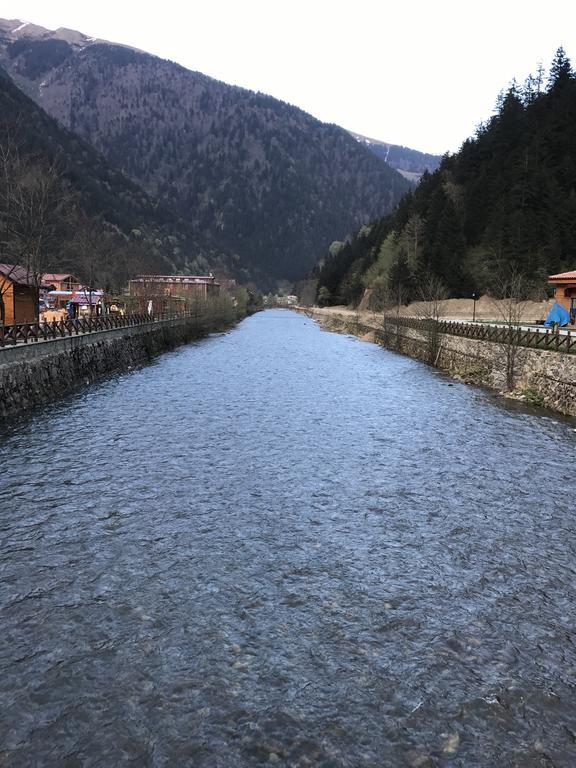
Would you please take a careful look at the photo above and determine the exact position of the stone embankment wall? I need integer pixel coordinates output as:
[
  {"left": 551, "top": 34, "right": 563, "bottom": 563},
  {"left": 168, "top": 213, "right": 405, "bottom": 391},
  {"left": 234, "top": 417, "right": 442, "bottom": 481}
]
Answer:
[
  {"left": 302, "top": 307, "right": 576, "bottom": 417},
  {"left": 0, "top": 313, "right": 235, "bottom": 421}
]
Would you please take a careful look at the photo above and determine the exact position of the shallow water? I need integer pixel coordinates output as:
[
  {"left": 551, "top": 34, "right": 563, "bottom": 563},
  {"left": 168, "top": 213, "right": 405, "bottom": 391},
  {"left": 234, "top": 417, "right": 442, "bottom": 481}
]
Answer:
[{"left": 1, "top": 309, "right": 576, "bottom": 767}]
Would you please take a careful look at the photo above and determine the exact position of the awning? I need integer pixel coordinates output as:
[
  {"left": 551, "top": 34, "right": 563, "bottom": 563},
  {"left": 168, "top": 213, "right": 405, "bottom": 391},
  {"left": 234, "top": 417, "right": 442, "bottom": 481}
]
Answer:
[{"left": 70, "top": 291, "right": 103, "bottom": 304}]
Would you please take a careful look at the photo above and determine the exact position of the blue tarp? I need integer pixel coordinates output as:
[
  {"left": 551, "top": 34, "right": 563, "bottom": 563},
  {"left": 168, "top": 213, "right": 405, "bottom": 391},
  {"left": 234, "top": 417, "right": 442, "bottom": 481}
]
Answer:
[{"left": 544, "top": 302, "right": 571, "bottom": 327}]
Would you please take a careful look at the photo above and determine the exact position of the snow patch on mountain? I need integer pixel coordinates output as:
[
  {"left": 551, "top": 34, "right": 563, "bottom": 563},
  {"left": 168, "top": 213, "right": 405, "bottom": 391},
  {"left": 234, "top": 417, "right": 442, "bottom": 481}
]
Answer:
[{"left": 12, "top": 21, "right": 30, "bottom": 34}]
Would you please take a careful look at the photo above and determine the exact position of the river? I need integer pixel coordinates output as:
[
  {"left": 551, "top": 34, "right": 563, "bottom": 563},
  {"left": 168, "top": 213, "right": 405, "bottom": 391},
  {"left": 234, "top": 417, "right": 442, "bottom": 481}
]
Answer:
[{"left": 1, "top": 309, "right": 576, "bottom": 767}]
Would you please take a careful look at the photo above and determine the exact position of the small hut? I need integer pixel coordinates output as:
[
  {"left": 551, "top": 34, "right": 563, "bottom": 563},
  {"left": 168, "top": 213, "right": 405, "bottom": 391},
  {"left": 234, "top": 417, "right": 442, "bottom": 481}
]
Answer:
[{"left": 0, "top": 264, "right": 45, "bottom": 325}]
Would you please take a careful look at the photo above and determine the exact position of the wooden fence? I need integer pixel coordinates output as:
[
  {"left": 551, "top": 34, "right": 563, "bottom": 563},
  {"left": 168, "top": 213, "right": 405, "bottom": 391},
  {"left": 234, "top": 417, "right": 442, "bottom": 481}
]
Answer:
[
  {"left": 382, "top": 315, "right": 576, "bottom": 354},
  {"left": 0, "top": 312, "right": 190, "bottom": 348}
]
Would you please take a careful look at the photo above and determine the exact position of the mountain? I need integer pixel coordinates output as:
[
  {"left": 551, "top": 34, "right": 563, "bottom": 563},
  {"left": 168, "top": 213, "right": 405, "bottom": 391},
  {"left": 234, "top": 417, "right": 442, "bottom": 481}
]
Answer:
[
  {"left": 0, "top": 18, "right": 411, "bottom": 286},
  {"left": 315, "top": 49, "right": 576, "bottom": 306},
  {"left": 349, "top": 132, "right": 442, "bottom": 182},
  {"left": 0, "top": 63, "right": 222, "bottom": 283}
]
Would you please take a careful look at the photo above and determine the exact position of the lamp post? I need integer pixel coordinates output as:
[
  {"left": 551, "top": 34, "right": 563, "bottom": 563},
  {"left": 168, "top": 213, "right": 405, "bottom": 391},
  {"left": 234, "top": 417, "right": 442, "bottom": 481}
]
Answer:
[{"left": 472, "top": 293, "right": 477, "bottom": 322}]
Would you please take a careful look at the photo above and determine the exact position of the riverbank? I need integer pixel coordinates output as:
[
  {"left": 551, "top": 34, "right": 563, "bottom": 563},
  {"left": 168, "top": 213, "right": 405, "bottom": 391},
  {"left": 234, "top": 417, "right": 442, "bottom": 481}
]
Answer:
[
  {"left": 0, "top": 301, "right": 245, "bottom": 421},
  {"left": 301, "top": 306, "right": 576, "bottom": 417}
]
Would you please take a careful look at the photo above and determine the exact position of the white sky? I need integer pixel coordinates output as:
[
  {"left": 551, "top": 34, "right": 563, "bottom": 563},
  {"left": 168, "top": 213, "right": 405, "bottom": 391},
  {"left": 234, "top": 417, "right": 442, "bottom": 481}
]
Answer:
[{"left": 1, "top": 0, "right": 574, "bottom": 154}]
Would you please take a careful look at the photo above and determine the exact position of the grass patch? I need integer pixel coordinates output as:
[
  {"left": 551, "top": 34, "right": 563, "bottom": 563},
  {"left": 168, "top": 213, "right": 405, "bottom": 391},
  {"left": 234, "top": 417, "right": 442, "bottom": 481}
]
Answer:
[{"left": 521, "top": 387, "right": 545, "bottom": 407}]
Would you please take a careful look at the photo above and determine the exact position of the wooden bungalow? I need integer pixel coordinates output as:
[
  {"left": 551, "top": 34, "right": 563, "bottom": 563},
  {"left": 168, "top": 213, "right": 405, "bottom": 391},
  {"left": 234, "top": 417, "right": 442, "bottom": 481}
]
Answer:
[
  {"left": 548, "top": 270, "right": 576, "bottom": 319},
  {"left": 0, "top": 264, "right": 44, "bottom": 325}
]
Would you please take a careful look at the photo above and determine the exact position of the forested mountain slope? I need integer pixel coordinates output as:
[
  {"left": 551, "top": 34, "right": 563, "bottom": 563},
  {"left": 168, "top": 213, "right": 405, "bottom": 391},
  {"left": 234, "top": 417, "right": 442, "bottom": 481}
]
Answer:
[
  {"left": 316, "top": 49, "right": 576, "bottom": 306},
  {"left": 0, "top": 19, "right": 410, "bottom": 285},
  {"left": 0, "top": 64, "right": 216, "bottom": 286}
]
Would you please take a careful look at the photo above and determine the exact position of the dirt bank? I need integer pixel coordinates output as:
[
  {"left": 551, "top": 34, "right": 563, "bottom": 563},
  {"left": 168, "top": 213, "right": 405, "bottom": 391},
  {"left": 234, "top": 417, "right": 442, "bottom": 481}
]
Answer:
[{"left": 312, "top": 295, "right": 555, "bottom": 328}]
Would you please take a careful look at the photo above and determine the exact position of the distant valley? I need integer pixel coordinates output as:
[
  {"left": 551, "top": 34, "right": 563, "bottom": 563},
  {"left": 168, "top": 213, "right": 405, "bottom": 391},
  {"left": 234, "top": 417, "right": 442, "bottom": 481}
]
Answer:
[{"left": 349, "top": 132, "right": 441, "bottom": 182}]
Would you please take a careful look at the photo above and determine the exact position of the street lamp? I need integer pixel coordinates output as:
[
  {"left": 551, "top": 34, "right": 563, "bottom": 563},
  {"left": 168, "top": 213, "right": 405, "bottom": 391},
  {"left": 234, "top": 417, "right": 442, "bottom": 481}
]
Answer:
[{"left": 472, "top": 293, "right": 477, "bottom": 322}]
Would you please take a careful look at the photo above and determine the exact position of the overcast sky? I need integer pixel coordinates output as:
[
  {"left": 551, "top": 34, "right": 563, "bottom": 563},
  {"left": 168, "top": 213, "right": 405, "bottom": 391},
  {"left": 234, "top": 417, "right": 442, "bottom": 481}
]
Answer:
[{"left": 1, "top": 0, "right": 574, "bottom": 154}]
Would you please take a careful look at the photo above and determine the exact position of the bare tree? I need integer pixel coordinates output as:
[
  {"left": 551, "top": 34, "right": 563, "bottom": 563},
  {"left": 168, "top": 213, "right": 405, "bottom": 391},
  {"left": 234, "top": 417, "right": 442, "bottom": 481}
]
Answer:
[
  {"left": 378, "top": 250, "right": 416, "bottom": 351},
  {"left": 379, "top": 275, "right": 407, "bottom": 351},
  {"left": 61, "top": 212, "right": 116, "bottom": 315},
  {"left": 414, "top": 274, "right": 449, "bottom": 365},
  {"left": 0, "top": 143, "right": 20, "bottom": 322},
  {"left": 0, "top": 263, "right": 21, "bottom": 325},
  {"left": 489, "top": 269, "right": 533, "bottom": 390},
  {"left": 0, "top": 140, "right": 70, "bottom": 312}
]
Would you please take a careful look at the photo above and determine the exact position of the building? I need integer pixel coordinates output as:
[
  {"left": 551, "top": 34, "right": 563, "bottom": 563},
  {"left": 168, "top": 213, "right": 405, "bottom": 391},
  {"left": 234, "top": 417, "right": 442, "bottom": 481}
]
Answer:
[
  {"left": 45, "top": 288, "right": 103, "bottom": 313},
  {"left": 275, "top": 294, "right": 298, "bottom": 307},
  {"left": 548, "top": 270, "right": 576, "bottom": 318},
  {"left": 128, "top": 274, "right": 220, "bottom": 314},
  {"left": 42, "top": 273, "right": 83, "bottom": 293},
  {"left": 0, "top": 264, "right": 45, "bottom": 325}
]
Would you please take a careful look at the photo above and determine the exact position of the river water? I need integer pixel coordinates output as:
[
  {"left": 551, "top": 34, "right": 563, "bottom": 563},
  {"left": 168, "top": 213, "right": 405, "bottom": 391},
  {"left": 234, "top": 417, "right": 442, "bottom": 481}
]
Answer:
[{"left": 1, "top": 309, "right": 576, "bottom": 767}]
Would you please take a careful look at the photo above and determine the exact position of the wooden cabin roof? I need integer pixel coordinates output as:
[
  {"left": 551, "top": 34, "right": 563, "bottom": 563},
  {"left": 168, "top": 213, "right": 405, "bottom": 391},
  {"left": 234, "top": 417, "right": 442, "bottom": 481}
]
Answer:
[{"left": 0, "top": 263, "right": 39, "bottom": 287}]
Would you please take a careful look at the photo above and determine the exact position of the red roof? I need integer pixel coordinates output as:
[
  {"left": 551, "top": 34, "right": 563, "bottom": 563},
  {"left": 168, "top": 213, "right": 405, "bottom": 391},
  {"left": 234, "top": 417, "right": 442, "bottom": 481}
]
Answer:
[
  {"left": 549, "top": 270, "right": 576, "bottom": 281},
  {"left": 43, "top": 273, "right": 81, "bottom": 283}
]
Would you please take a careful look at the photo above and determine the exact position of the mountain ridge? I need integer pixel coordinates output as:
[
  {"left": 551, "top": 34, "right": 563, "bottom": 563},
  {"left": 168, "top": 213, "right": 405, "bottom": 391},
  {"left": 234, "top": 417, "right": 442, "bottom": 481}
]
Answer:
[
  {"left": 0, "top": 17, "right": 411, "bottom": 286},
  {"left": 349, "top": 131, "right": 442, "bottom": 182}
]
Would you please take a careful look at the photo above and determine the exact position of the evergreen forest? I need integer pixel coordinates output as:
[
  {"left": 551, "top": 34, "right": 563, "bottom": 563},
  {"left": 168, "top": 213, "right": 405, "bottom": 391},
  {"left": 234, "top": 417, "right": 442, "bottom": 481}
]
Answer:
[{"left": 314, "top": 49, "right": 576, "bottom": 307}]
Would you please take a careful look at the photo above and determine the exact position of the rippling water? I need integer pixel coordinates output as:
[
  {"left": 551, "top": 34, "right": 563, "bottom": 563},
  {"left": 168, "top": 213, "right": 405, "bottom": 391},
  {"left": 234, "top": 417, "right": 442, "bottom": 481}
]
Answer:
[{"left": 1, "top": 309, "right": 576, "bottom": 767}]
